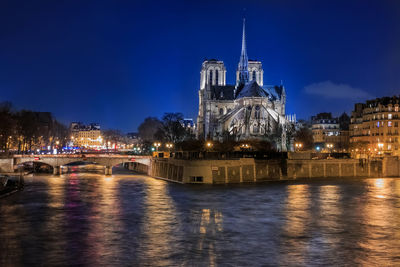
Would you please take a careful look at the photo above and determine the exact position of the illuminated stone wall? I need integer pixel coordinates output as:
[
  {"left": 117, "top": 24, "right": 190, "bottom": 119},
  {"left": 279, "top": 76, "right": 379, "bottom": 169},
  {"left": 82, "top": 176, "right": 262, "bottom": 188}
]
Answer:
[{"left": 151, "top": 158, "right": 384, "bottom": 184}]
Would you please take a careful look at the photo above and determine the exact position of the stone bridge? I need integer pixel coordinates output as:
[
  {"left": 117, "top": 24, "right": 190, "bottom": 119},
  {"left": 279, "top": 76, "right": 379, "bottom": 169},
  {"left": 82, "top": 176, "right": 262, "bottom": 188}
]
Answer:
[{"left": 13, "top": 154, "right": 151, "bottom": 175}]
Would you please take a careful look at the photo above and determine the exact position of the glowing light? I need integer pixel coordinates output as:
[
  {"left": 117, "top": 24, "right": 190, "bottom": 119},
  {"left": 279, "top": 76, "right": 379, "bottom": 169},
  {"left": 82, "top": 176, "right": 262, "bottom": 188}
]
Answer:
[
  {"left": 165, "top": 143, "right": 173, "bottom": 148},
  {"left": 153, "top": 142, "right": 161, "bottom": 147}
]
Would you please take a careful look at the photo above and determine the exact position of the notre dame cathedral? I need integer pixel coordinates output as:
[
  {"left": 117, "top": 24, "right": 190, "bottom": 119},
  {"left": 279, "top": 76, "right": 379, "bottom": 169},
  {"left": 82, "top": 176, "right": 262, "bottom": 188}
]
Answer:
[{"left": 196, "top": 19, "right": 295, "bottom": 150}]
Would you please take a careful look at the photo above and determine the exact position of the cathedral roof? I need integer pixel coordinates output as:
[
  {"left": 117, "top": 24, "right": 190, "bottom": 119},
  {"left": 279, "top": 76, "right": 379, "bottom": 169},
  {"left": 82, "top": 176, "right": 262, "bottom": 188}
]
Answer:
[
  {"left": 236, "top": 80, "right": 269, "bottom": 98},
  {"left": 210, "top": 85, "right": 235, "bottom": 100},
  {"left": 263, "top": 85, "right": 285, "bottom": 100}
]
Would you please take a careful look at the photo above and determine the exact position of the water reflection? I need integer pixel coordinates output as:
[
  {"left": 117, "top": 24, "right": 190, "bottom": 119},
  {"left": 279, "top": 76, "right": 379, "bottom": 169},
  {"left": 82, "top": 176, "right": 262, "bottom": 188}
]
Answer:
[
  {"left": 356, "top": 178, "right": 400, "bottom": 265},
  {"left": 2, "top": 175, "right": 400, "bottom": 266},
  {"left": 280, "top": 184, "right": 311, "bottom": 266},
  {"left": 44, "top": 176, "right": 67, "bottom": 265},
  {"left": 86, "top": 175, "right": 123, "bottom": 265},
  {"left": 139, "top": 178, "right": 180, "bottom": 266},
  {"left": 195, "top": 208, "right": 223, "bottom": 266}
]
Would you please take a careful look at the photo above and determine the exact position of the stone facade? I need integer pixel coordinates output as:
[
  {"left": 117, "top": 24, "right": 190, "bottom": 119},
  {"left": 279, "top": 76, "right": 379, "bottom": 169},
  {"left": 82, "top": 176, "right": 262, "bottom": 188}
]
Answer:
[
  {"left": 311, "top": 112, "right": 350, "bottom": 151},
  {"left": 350, "top": 96, "right": 400, "bottom": 157}
]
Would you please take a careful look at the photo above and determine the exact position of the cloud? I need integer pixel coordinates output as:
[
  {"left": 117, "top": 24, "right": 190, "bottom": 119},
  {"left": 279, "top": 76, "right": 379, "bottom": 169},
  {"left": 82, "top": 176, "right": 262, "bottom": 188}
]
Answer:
[{"left": 304, "top": 81, "right": 373, "bottom": 100}]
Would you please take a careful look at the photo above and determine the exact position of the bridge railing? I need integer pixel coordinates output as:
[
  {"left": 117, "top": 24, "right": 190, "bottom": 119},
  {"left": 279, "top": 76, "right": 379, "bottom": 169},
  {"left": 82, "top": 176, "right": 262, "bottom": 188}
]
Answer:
[{"left": 13, "top": 154, "right": 151, "bottom": 159}]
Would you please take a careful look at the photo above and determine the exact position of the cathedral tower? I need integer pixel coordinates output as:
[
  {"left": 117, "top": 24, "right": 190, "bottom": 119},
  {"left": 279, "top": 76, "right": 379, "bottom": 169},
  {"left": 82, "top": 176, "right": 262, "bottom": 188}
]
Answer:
[
  {"left": 248, "top": 60, "right": 263, "bottom": 86},
  {"left": 200, "top": 60, "right": 226, "bottom": 90}
]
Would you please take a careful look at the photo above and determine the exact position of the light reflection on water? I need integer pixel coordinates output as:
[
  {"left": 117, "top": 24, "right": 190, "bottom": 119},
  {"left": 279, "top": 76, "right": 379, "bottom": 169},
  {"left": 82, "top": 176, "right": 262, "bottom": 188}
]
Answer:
[{"left": 2, "top": 174, "right": 400, "bottom": 266}]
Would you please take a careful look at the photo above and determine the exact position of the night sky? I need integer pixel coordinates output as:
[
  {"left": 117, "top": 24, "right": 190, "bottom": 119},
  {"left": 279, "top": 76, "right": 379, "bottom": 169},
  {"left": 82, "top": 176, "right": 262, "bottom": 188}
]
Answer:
[{"left": 1, "top": 0, "right": 400, "bottom": 132}]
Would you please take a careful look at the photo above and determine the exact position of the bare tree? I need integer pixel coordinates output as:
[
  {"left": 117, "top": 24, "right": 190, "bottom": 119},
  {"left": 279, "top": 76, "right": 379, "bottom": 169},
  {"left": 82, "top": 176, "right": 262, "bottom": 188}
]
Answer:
[
  {"left": 138, "top": 117, "right": 162, "bottom": 142},
  {"left": 157, "top": 113, "right": 186, "bottom": 143},
  {"left": 294, "top": 126, "right": 314, "bottom": 150},
  {"left": 0, "top": 102, "right": 15, "bottom": 153},
  {"left": 102, "top": 129, "right": 123, "bottom": 152}
]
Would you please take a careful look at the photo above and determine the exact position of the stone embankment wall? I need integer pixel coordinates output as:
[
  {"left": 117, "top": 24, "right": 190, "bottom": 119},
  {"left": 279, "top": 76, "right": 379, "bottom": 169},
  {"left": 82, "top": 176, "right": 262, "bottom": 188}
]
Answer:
[
  {"left": 151, "top": 158, "right": 385, "bottom": 184},
  {"left": 287, "top": 159, "right": 382, "bottom": 179},
  {"left": 124, "top": 162, "right": 149, "bottom": 174},
  {"left": 0, "top": 159, "right": 13, "bottom": 173}
]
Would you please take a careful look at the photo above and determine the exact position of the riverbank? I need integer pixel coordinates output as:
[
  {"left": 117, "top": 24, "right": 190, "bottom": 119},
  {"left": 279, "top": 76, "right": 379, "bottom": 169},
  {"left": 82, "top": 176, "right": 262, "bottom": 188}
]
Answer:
[{"left": 145, "top": 157, "right": 391, "bottom": 184}]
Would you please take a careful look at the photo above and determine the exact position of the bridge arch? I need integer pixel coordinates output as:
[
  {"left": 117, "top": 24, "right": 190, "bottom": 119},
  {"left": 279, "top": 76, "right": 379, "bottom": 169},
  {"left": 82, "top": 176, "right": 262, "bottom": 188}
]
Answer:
[
  {"left": 16, "top": 160, "right": 54, "bottom": 173},
  {"left": 14, "top": 155, "right": 152, "bottom": 175}
]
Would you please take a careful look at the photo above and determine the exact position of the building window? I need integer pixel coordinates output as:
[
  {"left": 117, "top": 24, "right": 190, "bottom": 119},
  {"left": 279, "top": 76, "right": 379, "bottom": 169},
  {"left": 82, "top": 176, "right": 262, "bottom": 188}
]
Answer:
[
  {"left": 377, "top": 121, "right": 380, "bottom": 127},
  {"left": 253, "top": 125, "right": 259, "bottom": 133},
  {"left": 209, "top": 70, "right": 213, "bottom": 85},
  {"left": 190, "top": 176, "right": 203, "bottom": 182},
  {"left": 255, "top": 105, "right": 260, "bottom": 119},
  {"left": 253, "top": 71, "right": 256, "bottom": 81},
  {"left": 215, "top": 69, "right": 219, "bottom": 85},
  {"left": 395, "top": 122, "right": 398, "bottom": 127},
  {"left": 396, "top": 106, "right": 399, "bottom": 112},
  {"left": 389, "top": 114, "right": 392, "bottom": 119},
  {"left": 219, "top": 108, "right": 223, "bottom": 115},
  {"left": 389, "top": 121, "right": 392, "bottom": 127}
]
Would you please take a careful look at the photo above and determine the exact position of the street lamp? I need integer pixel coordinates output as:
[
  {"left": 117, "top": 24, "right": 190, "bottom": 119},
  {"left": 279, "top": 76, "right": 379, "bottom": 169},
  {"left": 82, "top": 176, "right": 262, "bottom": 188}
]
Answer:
[
  {"left": 153, "top": 142, "right": 161, "bottom": 151},
  {"left": 240, "top": 143, "right": 250, "bottom": 150},
  {"left": 206, "top": 141, "right": 213, "bottom": 149},
  {"left": 295, "top": 142, "right": 303, "bottom": 151},
  {"left": 326, "top": 143, "right": 334, "bottom": 157},
  {"left": 166, "top": 143, "right": 173, "bottom": 150}
]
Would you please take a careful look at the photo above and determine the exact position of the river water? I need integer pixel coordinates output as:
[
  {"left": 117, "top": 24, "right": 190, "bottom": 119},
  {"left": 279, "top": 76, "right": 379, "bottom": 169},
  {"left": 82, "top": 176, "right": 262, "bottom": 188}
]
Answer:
[{"left": 1, "top": 170, "right": 400, "bottom": 266}]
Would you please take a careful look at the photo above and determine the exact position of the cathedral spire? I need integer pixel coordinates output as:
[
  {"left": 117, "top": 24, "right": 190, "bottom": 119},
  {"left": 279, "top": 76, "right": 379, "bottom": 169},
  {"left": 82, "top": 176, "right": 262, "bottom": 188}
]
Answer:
[{"left": 237, "top": 18, "right": 249, "bottom": 86}]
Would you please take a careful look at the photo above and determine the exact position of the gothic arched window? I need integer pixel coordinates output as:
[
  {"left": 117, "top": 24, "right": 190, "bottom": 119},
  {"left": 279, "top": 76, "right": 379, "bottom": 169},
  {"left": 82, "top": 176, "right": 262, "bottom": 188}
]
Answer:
[
  {"left": 209, "top": 70, "right": 213, "bottom": 85},
  {"left": 255, "top": 105, "right": 261, "bottom": 119},
  {"left": 219, "top": 108, "right": 224, "bottom": 115},
  {"left": 253, "top": 124, "right": 259, "bottom": 133},
  {"left": 253, "top": 71, "right": 256, "bottom": 81},
  {"left": 215, "top": 69, "right": 219, "bottom": 85}
]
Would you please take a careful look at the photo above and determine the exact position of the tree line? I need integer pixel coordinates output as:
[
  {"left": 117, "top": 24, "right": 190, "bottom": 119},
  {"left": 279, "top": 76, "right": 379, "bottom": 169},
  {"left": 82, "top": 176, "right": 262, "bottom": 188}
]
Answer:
[
  {"left": 0, "top": 102, "right": 68, "bottom": 154},
  {"left": 138, "top": 113, "right": 194, "bottom": 143}
]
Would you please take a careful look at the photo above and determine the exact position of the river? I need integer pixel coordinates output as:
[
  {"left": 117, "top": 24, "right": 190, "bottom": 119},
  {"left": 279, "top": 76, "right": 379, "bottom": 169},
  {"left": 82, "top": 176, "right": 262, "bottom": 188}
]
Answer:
[{"left": 1, "top": 170, "right": 400, "bottom": 266}]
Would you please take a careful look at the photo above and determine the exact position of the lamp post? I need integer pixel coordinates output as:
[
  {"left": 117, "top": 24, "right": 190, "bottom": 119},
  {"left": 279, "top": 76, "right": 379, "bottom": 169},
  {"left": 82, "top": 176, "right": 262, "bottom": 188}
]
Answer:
[
  {"left": 206, "top": 141, "right": 213, "bottom": 150},
  {"left": 166, "top": 143, "right": 173, "bottom": 151},
  {"left": 295, "top": 142, "right": 303, "bottom": 152},
  {"left": 153, "top": 142, "right": 161, "bottom": 152},
  {"left": 241, "top": 143, "right": 250, "bottom": 150},
  {"left": 326, "top": 143, "right": 333, "bottom": 158}
]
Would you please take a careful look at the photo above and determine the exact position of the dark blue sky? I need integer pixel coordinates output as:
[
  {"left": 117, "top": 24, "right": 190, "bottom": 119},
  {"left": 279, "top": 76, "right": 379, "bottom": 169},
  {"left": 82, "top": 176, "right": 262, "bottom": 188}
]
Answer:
[{"left": 1, "top": 0, "right": 400, "bottom": 132}]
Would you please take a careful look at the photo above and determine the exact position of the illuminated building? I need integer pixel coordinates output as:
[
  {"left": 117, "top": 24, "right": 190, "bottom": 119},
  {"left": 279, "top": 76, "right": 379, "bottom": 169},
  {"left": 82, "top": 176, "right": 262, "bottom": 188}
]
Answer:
[
  {"left": 196, "top": 19, "right": 295, "bottom": 148},
  {"left": 311, "top": 112, "right": 349, "bottom": 151},
  {"left": 70, "top": 122, "right": 103, "bottom": 148},
  {"left": 350, "top": 96, "right": 400, "bottom": 156}
]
